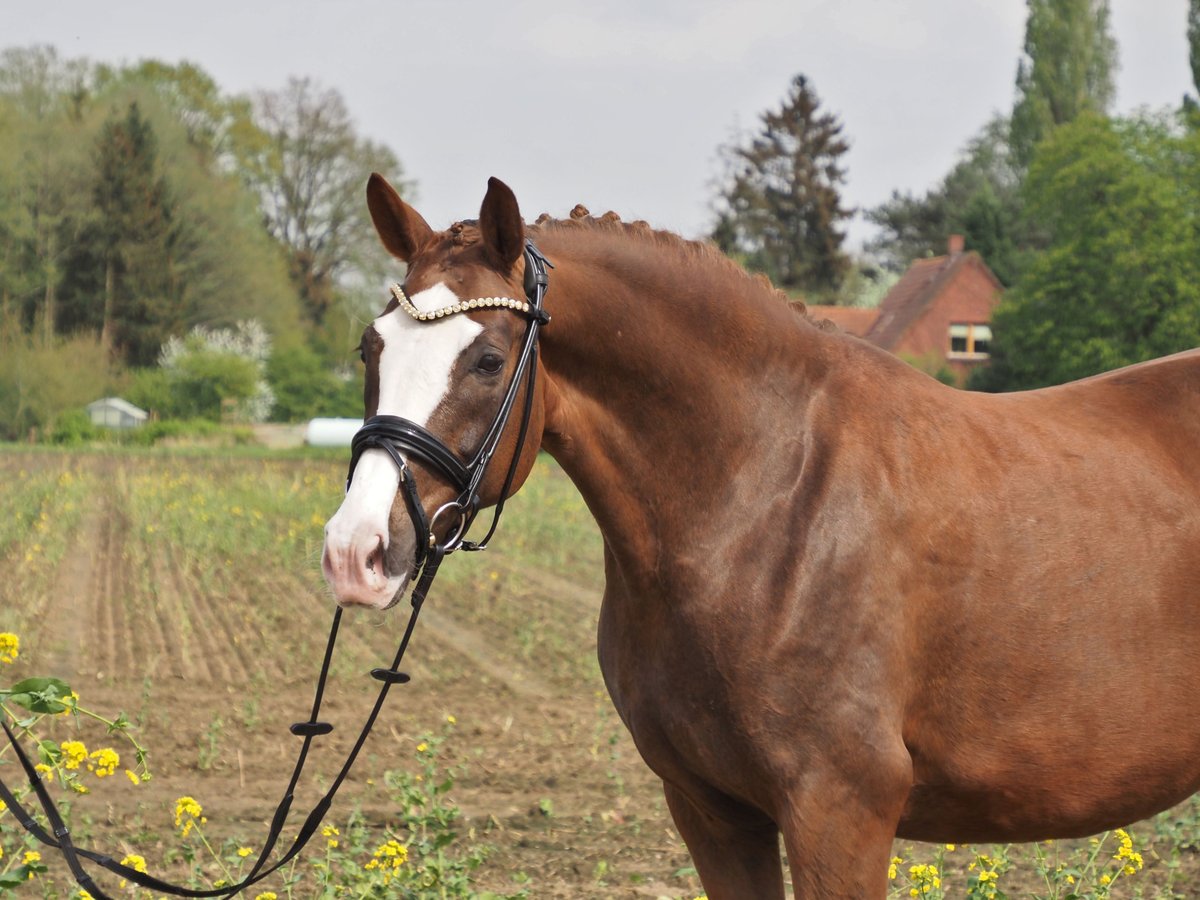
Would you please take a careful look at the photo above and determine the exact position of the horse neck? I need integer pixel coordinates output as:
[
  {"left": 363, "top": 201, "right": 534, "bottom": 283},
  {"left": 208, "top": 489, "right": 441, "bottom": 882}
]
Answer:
[{"left": 532, "top": 225, "right": 834, "bottom": 579}]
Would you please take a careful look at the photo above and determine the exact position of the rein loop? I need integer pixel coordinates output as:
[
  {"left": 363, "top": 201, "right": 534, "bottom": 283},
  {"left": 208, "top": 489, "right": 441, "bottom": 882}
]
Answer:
[{"left": 0, "top": 239, "right": 552, "bottom": 899}]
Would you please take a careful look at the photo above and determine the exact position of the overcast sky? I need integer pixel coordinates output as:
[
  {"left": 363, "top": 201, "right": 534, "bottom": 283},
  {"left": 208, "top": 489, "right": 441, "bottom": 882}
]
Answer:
[{"left": 4, "top": 1, "right": 1195, "bottom": 247}]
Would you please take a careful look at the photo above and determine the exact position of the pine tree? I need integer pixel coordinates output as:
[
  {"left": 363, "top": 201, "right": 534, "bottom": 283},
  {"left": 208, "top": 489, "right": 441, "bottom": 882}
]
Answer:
[
  {"left": 1010, "top": 0, "right": 1119, "bottom": 168},
  {"left": 712, "top": 74, "right": 852, "bottom": 295},
  {"left": 90, "top": 100, "right": 179, "bottom": 364}
]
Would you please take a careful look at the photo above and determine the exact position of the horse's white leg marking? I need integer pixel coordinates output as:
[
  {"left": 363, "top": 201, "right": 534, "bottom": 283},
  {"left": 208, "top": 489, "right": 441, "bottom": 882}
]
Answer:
[{"left": 323, "top": 284, "right": 483, "bottom": 608}]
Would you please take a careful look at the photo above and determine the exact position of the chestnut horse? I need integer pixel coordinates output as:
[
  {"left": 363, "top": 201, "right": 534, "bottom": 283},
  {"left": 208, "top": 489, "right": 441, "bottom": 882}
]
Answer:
[{"left": 323, "top": 174, "right": 1200, "bottom": 897}]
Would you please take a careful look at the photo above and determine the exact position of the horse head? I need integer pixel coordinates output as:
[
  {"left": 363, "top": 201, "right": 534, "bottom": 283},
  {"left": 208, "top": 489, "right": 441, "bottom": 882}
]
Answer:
[{"left": 322, "top": 174, "right": 547, "bottom": 609}]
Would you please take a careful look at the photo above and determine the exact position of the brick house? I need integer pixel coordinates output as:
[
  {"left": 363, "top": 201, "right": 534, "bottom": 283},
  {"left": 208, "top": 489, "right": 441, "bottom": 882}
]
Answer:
[{"left": 808, "top": 236, "right": 1003, "bottom": 386}]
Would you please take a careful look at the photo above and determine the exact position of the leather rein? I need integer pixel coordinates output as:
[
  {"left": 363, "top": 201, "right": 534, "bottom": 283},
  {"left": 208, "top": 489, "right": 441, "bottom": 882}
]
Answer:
[{"left": 0, "top": 240, "right": 552, "bottom": 899}]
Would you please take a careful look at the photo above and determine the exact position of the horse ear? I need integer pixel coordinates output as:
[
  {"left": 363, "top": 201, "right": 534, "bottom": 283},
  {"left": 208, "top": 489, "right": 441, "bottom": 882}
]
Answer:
[
  {"left": 479, "top": 177, "right": 525, "bottom": 270},
  {"left": 366, "top": 173, "right": 433, "bottom": 262}
]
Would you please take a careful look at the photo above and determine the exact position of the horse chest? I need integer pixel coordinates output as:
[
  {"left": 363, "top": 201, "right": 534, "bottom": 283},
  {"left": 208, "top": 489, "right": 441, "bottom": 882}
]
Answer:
[{"left": 594, "top": 589, "right": 794, "bottom": 800}]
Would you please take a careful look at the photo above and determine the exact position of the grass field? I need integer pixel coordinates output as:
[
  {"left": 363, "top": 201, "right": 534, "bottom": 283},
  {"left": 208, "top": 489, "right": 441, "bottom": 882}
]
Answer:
[{"left": 2, "top": 446, "right": 1200, "bottom": 898}]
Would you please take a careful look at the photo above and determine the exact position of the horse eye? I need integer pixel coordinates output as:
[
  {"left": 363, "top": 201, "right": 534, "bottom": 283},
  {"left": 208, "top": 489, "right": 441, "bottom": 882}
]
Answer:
[{"left": 476, "top": 352, "right": 504, "bottom": 375}]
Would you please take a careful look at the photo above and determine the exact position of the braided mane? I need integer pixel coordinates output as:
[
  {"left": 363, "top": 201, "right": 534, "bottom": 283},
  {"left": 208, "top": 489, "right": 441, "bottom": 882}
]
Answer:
[{"left": 448, "top": 207, "right": 833, "bottom": 330}]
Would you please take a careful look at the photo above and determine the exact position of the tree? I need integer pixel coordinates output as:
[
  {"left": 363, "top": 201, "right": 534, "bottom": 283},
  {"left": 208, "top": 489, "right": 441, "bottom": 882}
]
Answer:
[
  {"left": 235, "top": 77, "right": 411, "bottom": 327},
  {"left": 1188, "top": 0, "right": 1200, "bottom": 113},
  {"left": 1010, "top": 0, "right": 1119, "bottom": 168},
  {"left": 0, "top": 46, "right": 93, "bottom": 340},
  {"left": 867, "top": 117, "right": 1027, "bottom": 284},
  {"left": 973, "top": 113, "right": 1200, "bottom": 391},
  {"left": 88, "top": 100, "right": 179, "bottom": 364},
  {"left": 712, "top": 74, "right": 852, "bottom": 295}
]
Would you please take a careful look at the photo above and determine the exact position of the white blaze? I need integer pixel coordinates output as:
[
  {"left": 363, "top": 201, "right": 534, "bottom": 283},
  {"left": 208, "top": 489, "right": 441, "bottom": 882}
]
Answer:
[{"left": 323, "top": 283, "right": 483, "bottom": 605}]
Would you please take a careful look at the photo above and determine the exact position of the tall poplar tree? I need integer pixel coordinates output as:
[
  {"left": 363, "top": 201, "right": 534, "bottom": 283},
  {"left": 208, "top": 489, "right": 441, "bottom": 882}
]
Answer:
[
  {"left": 712, "top": 74, "right": 852, "bottom": 294},
  {"left": 1009, "top": 0, "right": 1119, "bottom": 168},
  {"left": 1188, "top": 0, "right": 1200, "bottom": 109}
]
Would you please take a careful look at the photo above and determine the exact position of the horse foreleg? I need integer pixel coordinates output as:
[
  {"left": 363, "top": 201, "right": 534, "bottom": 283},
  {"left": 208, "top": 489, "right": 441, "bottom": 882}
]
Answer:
[
  {"left": 777, "top": 761, "right": 911, "bottom": 898},
  {"left": 663, "top": 782, "right": 786, "bottom": 900}
]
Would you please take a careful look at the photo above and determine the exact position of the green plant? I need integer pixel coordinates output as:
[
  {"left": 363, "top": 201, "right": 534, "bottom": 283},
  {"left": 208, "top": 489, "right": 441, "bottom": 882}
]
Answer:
[
  {"left": 1029, "top": 830, "right": 1145, "bottom": 899},
  {"left": 0, "top": 632, "right": 152, "bottom": 894},
  {"left": 45, "top": 410, "right": 101, "bottom": 446},
  {"left": 196, "top": 717, "right": 224, "bottom": 771}
]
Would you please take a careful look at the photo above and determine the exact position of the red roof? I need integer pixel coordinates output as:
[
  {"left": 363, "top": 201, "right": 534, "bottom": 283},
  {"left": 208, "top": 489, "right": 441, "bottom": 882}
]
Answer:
[{"left": 864, "top": 253, "right": 997, "bottom": 350}]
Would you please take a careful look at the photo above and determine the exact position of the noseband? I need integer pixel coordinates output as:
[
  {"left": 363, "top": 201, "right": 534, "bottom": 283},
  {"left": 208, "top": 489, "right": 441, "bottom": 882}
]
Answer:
[{"left": 346, "top": 239, "right": 552, "bottom": 602}]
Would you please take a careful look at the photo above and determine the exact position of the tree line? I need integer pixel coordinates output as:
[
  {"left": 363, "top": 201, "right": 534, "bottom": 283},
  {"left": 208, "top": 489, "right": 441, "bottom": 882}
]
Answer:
[
  {"left": 712, "top": 0, "right": 1200, "bottom": 391},
  {"left": 0, "top": 47, "right": 409, "bottom": 437},
  {"left": 3, "top": 2, "right": 1199, "bottom": 440}
]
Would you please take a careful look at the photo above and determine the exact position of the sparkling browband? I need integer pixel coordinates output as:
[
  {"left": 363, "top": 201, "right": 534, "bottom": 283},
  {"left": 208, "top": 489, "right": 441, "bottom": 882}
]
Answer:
[{"left": 390, "top": 284, "right": 535, "bottom": 322}]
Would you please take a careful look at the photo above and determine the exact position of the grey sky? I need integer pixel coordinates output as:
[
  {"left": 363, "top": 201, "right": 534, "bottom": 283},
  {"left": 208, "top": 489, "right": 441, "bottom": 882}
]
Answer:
[{"left": 4, "top": 1, "right": 1194, "bottom": 247}]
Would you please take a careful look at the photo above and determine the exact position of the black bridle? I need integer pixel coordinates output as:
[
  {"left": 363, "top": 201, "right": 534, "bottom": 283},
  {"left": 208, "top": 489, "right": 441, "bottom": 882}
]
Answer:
[
  {"left": 348, "top": 238, "right": 552, "bottom": 601},
  {"left": 0, "top": 240, "right": 552, "bottom": 899}
]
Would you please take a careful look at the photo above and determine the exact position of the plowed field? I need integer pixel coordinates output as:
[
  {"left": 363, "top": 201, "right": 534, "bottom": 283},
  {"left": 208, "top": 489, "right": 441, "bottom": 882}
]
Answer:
[
  {"left": 1, "top": 448, "right": 697, "bottom": 898},
  {"left": 4, "top": 448, "right": 1200, "bottom": 899}
]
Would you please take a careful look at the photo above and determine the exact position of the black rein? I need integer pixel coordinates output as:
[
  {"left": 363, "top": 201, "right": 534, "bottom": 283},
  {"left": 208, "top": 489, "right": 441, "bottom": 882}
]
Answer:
[{"left": 0, "top": 239, "right": 552, "bottom": 899}]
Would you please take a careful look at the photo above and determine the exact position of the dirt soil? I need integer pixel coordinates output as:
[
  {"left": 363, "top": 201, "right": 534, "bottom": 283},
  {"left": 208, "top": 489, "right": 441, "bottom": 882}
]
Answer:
[
  {"left": 7, "top": 450, "right": 1200, "bottom": 899},
  {"left": 5, "top": 452, "right": 701, "bottom": 899}
]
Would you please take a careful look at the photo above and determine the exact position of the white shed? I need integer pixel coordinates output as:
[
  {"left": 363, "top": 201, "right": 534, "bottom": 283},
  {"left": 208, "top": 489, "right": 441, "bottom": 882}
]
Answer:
[{"left": 86, "top": 397, "right": 149, "bottom": 429}]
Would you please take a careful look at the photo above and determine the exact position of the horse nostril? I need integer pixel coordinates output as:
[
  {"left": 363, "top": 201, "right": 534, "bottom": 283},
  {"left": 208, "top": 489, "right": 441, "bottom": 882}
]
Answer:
[{"left": 366, "top": 537, "right": 386, "bottom": 575}]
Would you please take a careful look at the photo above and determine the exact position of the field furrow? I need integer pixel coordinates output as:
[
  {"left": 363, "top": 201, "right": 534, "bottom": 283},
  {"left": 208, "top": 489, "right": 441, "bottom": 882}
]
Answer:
[{"left": 7, "top": 447, "right": 1198, "bottom": 899}]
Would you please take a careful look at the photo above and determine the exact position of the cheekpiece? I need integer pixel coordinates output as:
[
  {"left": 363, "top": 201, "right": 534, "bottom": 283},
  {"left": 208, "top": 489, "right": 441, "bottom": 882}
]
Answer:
[{"left": 390, "top": 284, "right": 534, "bottom": 322}]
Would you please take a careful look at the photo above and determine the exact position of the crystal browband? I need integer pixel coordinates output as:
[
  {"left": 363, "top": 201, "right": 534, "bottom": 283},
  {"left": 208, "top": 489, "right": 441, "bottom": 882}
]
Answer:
[{"left": 390, "top": 284, "right": 536, "bottom": 322}]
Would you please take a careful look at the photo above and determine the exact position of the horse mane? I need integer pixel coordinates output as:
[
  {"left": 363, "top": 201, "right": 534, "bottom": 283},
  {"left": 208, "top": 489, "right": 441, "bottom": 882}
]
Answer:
[{"left": 450, "top": 208, "right": 834, "bottom": 331}]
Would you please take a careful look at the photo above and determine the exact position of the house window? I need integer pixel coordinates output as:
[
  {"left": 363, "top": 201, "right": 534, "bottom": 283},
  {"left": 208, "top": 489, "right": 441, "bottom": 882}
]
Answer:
[{"left": 948, "top": 323, "right": 992, "bottom": 358}]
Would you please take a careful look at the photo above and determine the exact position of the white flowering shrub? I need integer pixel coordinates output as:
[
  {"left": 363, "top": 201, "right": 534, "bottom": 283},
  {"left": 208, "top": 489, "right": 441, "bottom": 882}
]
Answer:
[{"left": 158, "top": 321, "right": 275, "bottom": 423}]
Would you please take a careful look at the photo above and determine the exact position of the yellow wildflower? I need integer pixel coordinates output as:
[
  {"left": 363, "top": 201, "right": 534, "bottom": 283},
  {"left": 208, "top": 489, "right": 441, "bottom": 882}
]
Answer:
[
  {"left": 117, "top": 854, "right": 148, "bottom": 890},
  {"left": 254, "top": 894, "right": 277, "bottom": 900},
  {"left": 88, "top": 747, "right": 119, "bottom": 777},
  {"left": 175, "top": 795, "right": 204, "bottom": 837},
  {"left": 23, "top": 851, "right": 40, "bottom": 864},
  {"left": 888, "top": 856, "right": 903, "bottom": 879},
  {"left": 120, "top": 853, "right": 147, "bottom": 872},
  {"left": 60, "top": 740, "right": 88, "bottom": 770},
  {"left": 364, "top": 839, "right": 408, "bottom": 880},
  {"left": 237, "top": 847, "right": 253, "bottom": 858},
  {"left": 1113, "top": 827, "right": 1144, "bottom": 873},
  {"left": 0, "top": 633, "right": 21, "bottom": 664},
  {"left": 323, "top": 824, "right": 339, "bottom": 849},
  {"left": 416, "top": 742, "right": 428, "bottom": 753},
  {"left": 125, "top": 769, "right": 141, "bottom": 786}
]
